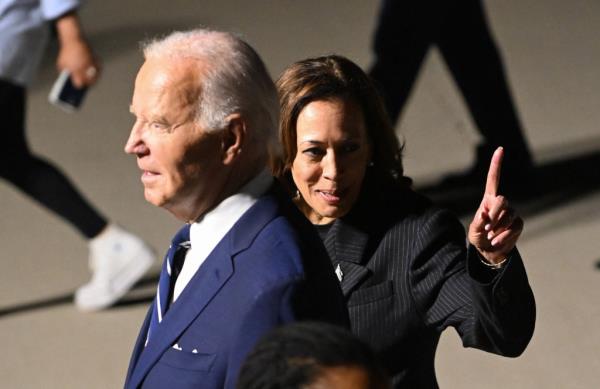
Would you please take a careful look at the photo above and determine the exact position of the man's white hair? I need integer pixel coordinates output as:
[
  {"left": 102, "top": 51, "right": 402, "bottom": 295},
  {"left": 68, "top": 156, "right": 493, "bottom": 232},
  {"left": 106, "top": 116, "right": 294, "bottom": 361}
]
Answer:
[{"left": 142, "top": 28, "right": 279, "bottom": 154}]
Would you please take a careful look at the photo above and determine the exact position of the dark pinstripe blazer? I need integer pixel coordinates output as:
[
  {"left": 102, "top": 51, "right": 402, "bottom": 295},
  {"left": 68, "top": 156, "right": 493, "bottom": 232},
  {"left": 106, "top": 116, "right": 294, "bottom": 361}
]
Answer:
[{"left": 320, "top": 177, "right": 535, "bottom": 388}]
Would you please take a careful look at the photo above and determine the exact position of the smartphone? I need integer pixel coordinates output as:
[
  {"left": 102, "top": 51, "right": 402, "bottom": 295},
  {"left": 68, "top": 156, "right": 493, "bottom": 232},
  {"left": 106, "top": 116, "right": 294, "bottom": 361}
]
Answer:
[{"left": 48, "top": 70, "right": 87, "bottom": 113}]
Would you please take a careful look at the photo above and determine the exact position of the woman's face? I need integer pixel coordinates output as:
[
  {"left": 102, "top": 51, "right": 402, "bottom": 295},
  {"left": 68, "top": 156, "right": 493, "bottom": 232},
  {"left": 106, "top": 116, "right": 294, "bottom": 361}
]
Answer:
[{"left": 291, "top": 98, "right": 371, "bottom": 225}]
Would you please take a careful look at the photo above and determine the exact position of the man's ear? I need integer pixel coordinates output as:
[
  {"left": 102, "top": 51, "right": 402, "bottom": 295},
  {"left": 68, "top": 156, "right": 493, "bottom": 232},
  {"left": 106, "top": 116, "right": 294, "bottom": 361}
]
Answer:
[{"left": 221, "top": 113, "right": 246, "bottom": 165}]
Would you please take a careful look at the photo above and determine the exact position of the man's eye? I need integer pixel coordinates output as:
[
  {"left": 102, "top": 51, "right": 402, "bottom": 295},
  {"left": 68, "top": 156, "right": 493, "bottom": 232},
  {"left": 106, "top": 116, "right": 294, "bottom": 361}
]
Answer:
[{"left": 151, "top": 122, "right": 169, "bottom": 131}]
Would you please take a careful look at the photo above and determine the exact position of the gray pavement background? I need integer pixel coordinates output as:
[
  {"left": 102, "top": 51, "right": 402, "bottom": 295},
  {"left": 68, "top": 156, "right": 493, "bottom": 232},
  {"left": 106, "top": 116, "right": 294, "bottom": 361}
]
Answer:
[{"left": 1, "top": 0, "right": 599, "bottom": 387}]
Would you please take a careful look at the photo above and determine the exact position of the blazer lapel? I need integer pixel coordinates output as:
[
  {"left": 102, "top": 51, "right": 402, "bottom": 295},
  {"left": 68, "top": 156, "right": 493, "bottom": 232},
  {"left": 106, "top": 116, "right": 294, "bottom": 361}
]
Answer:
[
  {"left": 126, "top": 241, "right": 234, "bottom": 389},
  {"left": 337, "top": 261, "right": 370, "bottom": 296},
  {"left": 126, "top": 191, "right": 280, "bottom": 389},
  {"left": 125, "top": 304, "right": 153, "bottom": 387},
  {"left": 229, "top": 187, "right": 280, "bottom": 254},
  {"left": 325, "top": 220, "right": 371, "bottom": 297}
]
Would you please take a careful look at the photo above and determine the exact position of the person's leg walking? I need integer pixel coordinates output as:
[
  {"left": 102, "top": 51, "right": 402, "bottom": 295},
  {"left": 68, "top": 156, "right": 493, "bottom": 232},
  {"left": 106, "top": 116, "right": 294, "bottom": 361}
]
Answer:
[
  {"left": 0, "top": 79, "right": 155, "bottom": 310},
  {"left": 435, "top": 0, "right": 533, "bottom": 188},
  {"left": 369, "top": 0, "right": 433, "bottom": 124},
  {"left": 0, "top": 80, "right": 108, "bottom": 238}
]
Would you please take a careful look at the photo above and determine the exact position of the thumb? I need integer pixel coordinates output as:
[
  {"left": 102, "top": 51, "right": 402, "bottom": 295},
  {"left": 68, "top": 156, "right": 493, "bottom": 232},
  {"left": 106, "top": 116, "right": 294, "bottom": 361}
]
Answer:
[{"left": 470, "top": 209, "right": 488, "bottom": 234}]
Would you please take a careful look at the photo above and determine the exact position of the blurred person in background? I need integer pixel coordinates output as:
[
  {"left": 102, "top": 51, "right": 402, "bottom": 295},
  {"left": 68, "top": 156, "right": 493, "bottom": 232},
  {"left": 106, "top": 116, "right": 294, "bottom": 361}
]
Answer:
[
  {"left": 370, "top": 0, "right": 534, "bottom": 195},
  {"left": 0, "top": 0, "right": 155, "bottom": 311}
]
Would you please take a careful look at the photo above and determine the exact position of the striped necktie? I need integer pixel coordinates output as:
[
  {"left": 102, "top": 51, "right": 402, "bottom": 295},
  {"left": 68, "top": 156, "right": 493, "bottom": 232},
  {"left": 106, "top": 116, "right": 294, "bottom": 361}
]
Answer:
[{"left": 146, "top": 224, "right": 190, "bottom": 346}]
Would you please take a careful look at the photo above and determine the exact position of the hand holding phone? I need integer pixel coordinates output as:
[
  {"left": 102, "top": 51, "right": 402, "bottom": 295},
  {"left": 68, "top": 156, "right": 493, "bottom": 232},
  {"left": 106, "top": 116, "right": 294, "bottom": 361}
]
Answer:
[{"left": 48, "top": 70, "right": 88, "bottom": 113}]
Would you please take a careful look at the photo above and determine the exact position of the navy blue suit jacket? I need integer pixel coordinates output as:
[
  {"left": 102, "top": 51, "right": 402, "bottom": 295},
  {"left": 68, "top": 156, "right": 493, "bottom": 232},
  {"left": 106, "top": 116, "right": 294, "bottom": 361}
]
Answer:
[{"left": 124, "top": 184, "right": 349, "bottom": 389}]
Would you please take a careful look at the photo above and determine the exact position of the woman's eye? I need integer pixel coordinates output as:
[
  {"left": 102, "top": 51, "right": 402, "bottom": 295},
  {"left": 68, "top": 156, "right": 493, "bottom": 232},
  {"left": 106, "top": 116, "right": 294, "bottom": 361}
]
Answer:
[
  {"left": 342, "top": 143, "right": 360, "bottom": 153},
  {"left": 303, "top": 147, "right": 325, "bottom": 157}
]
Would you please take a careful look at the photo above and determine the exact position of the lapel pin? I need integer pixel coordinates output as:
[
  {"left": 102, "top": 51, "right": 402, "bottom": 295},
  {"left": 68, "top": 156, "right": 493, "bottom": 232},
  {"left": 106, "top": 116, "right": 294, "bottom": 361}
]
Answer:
[{"left": 335, "top": 264, "right": 344, "bottom": 282}]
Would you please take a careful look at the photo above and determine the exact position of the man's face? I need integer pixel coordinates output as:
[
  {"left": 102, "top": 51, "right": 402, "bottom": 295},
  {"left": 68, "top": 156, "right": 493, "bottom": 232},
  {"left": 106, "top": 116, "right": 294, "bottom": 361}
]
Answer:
[{"left": 125, "top": 58, "right": 224, "bottom": 221}]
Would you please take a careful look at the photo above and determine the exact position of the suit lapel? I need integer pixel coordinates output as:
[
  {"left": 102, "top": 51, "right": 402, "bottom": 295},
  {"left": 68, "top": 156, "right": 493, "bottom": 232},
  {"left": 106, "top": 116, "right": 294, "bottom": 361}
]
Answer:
[
  {"left": 125, "top": 304, "right": 153, "bottom": 387},
  {"left": 228, "top": 187, "right": 280, "bottom": 255},
  {"left": 126, "top": 190, "right": 280, "bottom": 389},
  {"left": 337, "top": 261, "right": 370, "bottom": 296},
  {"left": 127, "top": 241, "right": 234, "bottom": 388},
  {"left": 325, "top": 220, "right": 371, "bottom": 297},
  {"left": 325, "top": 174, "right": 410, "bottom": 297}
]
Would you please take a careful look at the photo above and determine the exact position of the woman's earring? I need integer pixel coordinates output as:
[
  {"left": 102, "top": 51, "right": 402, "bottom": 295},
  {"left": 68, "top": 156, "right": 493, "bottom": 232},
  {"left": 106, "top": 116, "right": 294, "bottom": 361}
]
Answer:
[{"left": 294, "top": 189, "right": 301, "bottom": 199}]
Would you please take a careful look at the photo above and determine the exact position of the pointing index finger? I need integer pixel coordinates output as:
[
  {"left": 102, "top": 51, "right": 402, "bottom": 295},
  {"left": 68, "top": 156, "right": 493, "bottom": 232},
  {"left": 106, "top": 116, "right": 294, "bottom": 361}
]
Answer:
[{"left": 485, "top": 147, "right": 504, "bottom": 196}]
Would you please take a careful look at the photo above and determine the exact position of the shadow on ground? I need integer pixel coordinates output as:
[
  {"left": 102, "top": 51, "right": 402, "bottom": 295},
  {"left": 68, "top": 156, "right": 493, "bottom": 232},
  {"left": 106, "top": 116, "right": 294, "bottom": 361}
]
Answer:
[
  {"left": 0, "top": 274, "right": 158, "bottom": 318},
  {"left": 418, "top": 149, "right": 600, "bottom": 222}
]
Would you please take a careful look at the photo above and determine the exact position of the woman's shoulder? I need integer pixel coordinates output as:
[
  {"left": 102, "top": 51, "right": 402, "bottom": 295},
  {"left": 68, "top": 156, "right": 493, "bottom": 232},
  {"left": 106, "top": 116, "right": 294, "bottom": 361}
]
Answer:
[
  {"left": 344, "top": 171, "right": 459, "bottom": 229},
  {"left": 359, "top": 180, "right": 458, "bottom": 230},
  {"left": 374, "top": 181, "right": 437, "bottom": 217}
]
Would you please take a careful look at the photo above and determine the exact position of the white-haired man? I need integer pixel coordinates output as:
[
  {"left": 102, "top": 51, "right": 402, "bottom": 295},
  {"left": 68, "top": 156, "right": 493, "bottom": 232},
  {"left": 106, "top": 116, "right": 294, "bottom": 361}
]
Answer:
[{"left": 123, "top": 29, "right": 348, "bottom": 389}]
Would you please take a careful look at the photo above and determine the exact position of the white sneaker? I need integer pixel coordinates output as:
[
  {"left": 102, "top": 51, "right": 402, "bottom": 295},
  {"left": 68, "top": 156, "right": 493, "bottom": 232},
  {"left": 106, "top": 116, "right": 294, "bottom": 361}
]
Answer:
[{"left": 75, "top": 224, "right": 156, "bottom": 311}]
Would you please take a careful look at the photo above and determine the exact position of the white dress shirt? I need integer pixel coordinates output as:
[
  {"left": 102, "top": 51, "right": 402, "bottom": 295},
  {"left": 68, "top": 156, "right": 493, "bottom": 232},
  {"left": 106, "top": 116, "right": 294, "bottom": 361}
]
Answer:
[{"left": 172, "top": 170, "right": 273, "bottom": 302}]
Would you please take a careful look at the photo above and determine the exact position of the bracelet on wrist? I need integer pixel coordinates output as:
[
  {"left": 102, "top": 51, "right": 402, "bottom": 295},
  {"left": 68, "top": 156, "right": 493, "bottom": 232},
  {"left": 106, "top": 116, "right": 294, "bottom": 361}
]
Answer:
[{"left": 479, "top": 255, "right": 509, "bottom": 270}]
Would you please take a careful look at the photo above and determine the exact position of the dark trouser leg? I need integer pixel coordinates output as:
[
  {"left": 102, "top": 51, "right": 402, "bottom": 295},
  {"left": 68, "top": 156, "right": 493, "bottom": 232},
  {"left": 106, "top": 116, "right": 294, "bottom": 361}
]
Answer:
[
  {"left": 435, "top": 0, "right": 533, "bottom": 171},
  {"left": 0, "top": 79, "right": 107, "bottom": 239},
  {"left": 369, "top": 0, "right": 433, "bottom": 124}
]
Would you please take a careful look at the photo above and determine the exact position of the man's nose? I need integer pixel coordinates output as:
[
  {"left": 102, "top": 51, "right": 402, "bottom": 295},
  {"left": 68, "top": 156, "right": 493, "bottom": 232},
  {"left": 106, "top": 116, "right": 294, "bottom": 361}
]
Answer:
[{"left": 124, "top": 123, "right": 145, "bottom": 155}]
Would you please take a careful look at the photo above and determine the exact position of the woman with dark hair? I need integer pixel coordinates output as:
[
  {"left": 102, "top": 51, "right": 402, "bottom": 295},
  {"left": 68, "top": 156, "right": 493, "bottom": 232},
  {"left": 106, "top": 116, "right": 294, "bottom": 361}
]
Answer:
[{"left": 272, "top": 55, "right": 535, "bottom": 388}]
